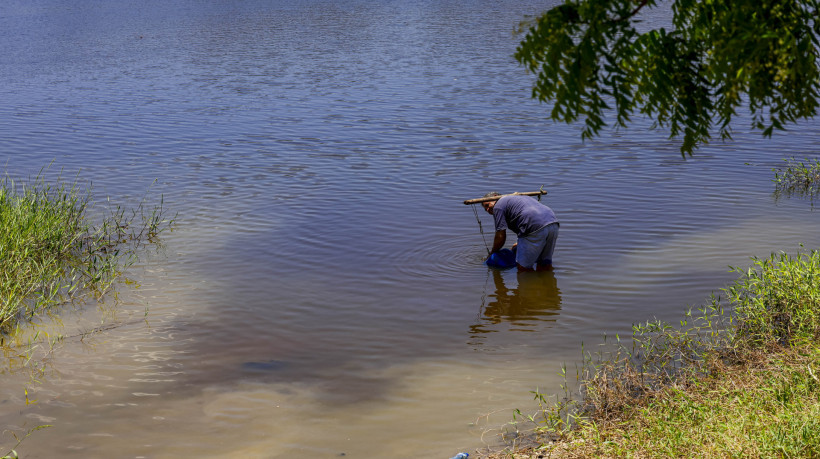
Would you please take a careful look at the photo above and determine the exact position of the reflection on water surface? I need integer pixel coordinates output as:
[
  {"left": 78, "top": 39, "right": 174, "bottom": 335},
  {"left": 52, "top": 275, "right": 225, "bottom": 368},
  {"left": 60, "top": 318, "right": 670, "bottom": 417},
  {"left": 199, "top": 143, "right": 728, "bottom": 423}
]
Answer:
[{"left": 471, "top": 270, "right": 562, "bottom": 337}]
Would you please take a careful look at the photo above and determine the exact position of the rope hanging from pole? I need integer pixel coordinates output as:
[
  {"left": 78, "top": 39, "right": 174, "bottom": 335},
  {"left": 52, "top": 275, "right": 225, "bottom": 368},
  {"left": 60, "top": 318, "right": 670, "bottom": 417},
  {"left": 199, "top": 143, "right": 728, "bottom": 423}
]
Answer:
[{"left": 471, "top": 203, "right": 490, "bottom": 255}]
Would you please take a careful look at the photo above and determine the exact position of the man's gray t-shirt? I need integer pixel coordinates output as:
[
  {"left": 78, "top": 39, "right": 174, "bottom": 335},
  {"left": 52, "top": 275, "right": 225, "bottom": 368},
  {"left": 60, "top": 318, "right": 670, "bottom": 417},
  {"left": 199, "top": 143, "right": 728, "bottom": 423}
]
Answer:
[{"left": 492, "top": 195, "right": 557, "bottom": 236}]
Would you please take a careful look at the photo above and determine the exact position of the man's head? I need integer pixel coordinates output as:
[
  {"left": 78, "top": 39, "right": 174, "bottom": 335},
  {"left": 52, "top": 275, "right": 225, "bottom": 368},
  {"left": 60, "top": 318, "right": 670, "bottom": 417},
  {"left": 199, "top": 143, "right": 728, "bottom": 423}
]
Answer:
[{"left": 481, "top": 192, "right": 501, "bottom": 214}]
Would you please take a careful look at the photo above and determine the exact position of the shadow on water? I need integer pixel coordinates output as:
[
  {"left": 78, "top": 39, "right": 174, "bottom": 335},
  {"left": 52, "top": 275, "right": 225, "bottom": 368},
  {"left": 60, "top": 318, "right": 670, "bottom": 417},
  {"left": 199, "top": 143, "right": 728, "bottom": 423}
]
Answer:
[
  {"left": 112, "top": 228, "right": 567, "bottom": 407},
  {"left": 470, "top": 269, "right": 562, "bottom": 340}
]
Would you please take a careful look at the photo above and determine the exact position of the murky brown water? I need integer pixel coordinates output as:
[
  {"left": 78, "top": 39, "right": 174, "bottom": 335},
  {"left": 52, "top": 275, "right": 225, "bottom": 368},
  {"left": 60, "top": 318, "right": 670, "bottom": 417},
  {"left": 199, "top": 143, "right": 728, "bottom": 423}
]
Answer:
[{"left": 2, "top": 0, "right": 820, "bottom": 457}]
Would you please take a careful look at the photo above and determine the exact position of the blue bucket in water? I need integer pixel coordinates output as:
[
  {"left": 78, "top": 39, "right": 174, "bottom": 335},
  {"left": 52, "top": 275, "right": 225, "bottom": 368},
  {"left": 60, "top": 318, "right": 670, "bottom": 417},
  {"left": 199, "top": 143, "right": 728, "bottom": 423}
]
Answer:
[{"left": 485, "top": 248, "right": 516, "bottom": 269}]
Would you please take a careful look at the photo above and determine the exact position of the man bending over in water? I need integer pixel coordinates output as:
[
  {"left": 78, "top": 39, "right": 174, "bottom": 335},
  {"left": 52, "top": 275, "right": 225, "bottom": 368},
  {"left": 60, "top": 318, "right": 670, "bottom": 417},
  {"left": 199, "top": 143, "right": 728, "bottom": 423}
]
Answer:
[{"left": 482, "top": 192, "right": 559, "bottom": 272}]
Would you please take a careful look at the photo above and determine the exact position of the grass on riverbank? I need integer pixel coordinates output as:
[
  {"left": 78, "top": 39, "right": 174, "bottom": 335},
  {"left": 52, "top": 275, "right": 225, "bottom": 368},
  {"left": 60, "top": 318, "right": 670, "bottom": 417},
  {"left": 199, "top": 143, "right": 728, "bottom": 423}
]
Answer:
[
  {"left": 485, "top": 248, "right": 820, "bottom": 458},
  {"left": 0, "top": 172, "right": 173, "bottom": 336}
]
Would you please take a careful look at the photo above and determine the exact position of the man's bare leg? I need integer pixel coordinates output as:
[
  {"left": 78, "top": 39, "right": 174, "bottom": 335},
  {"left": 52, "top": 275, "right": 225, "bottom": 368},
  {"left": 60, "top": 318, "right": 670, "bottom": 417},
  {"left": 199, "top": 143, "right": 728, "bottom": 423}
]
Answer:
[
  {"left": 517, "top": 263, "right": 535, "bottom": 273},
  {"left": 536, "top": 261, "right": 553, "bottom": 272}
]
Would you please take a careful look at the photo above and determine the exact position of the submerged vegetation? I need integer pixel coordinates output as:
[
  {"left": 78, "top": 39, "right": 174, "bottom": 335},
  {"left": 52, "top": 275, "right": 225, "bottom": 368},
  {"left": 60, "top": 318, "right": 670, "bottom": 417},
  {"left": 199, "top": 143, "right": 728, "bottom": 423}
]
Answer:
[
  {"left": 488, "top": 248, "right": 820, "bottom": 458},
  {"left": 0, "top": 171, "right": 174, "bottom": 336}
]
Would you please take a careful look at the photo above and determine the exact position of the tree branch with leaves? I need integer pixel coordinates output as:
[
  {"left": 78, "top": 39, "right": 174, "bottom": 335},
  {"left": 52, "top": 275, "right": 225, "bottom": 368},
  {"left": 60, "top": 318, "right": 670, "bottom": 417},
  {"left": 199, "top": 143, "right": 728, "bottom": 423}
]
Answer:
[{"left": 515, "top": 0, "right": 820, "bottom": 155}]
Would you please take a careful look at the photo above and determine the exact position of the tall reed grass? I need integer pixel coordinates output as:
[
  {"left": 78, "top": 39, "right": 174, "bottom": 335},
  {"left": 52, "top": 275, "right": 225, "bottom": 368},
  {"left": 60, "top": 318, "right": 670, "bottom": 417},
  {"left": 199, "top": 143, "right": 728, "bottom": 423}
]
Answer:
[{"left": 0, "top": 172, "right": 173, "bottom": 335}]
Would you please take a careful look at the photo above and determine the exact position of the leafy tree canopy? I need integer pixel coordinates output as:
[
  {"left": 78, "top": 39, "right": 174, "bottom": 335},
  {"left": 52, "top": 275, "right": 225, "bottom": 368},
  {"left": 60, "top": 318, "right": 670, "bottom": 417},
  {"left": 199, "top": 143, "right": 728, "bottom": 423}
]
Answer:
[{"left": 515, "top": 0, "right": 820, "bottom": 155}]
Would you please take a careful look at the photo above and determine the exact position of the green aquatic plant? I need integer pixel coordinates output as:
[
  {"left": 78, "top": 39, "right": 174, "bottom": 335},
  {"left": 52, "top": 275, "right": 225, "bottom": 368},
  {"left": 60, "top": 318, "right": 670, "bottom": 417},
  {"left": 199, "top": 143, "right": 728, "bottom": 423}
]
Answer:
[
  {"left": 773, "top": 157, "right": 820, "bottom": 202},
  {"left": 0, "top": 171, "right": 174, "bottom": 335},
  {"left": 1, "top": 425, "right": 51, "bottom": 459}
]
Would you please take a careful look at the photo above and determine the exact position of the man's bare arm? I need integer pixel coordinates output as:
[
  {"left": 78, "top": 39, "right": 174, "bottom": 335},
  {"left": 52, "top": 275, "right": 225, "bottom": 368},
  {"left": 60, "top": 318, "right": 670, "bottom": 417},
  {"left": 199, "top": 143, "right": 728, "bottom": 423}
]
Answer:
[{"left": 489, "top": 230, "right": 506, "bottom": 255}]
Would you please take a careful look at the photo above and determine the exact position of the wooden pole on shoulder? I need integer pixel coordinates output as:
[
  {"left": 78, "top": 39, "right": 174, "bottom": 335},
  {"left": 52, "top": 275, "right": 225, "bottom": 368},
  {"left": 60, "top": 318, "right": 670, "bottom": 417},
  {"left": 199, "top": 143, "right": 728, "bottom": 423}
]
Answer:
[{"left": 463, "top": 190, "right": 547, "bottom": 205}]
